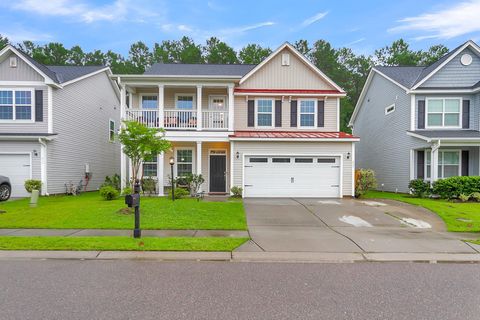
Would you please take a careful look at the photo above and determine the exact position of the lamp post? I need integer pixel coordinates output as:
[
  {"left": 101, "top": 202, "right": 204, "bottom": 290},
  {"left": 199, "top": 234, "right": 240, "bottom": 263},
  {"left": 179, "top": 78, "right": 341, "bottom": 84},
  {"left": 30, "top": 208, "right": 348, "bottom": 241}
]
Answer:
[{"left": 169, "top": 156, "right": 175, "bottom": 201}]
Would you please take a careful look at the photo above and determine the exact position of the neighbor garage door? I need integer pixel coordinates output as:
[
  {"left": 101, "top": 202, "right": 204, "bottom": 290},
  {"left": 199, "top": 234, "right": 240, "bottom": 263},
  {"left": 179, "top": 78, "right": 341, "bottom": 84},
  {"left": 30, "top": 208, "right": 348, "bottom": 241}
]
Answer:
[
  {"left": 244, "top": 155, "right": 341, "bottom": 198},
  {"left": 0, "top": 154, "right": 31, "bottom": 198}
]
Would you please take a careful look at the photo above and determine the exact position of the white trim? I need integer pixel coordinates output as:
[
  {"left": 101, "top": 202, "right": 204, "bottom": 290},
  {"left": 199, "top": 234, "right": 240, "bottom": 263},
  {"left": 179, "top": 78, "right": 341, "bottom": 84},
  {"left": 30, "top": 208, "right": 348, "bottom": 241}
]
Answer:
[
  {"left": 0, "top": 87, "right": 35, "bottom": 123},
  {"left": 412, "top": 41, "right": 480, "bottom": 90},
  {"left": 410, "top": 94, "right": 416, "bottom": 131},
  {"left": 208, "top": 95, "right": 227, "bottom": 110},
  {"left": 297, "top": 98, "right": 317, "bottom": 128},
  {"left": 0, "top": 81, "right": 45, "bottom": 86},
  {"left": 196, "top": 141, "right": 202, "bottom": 176},
  {"left": 410, "top": 88, "right": 480, "bottom": 94},
  {"left": 157, "top": 152, "right": 164, "bottom": 196},
  {"left": 410, "top": 149, "right": 415, "bottom": 181},
  {"left": 39, "top": 138, "right": 48, "bottom": 195},
  {"left": 239, "top": 42, "right": 344, "bottom": 93},
  {"left": 173, "top": 147, "right": 195, "bottom": 177},
  {"left": 336, "top": 97, "right": 340, "bottom": 131},
  {"left": 425, "top": 97, "right": 462, "bottom": 129},
  {"left": 351, "top": 143, "right": 356, "bottom": 197},
  {"left": 60, "top": 67, "right": 110, "bottom": 86},
  {"left": 385, "top": 103, "right": 396, "bottom": 115},
  {"left": 47, "top": 86, "right": 53, "bottom": 133},
  {"left": 230, "top": 141, "right": 235, "bottom": 195},
  {"left": 138, "top": 93, "right": 158, "bottom": 109},
  {"left": 108, "top": 119, "right": 115, "bottom": 142},
  {"left": 407, "top": 131, "right": 480, "bottom": 143},
  {"left": 174, "top": 93, "right": 196, "bottom": 109},
  {"left": 196, "top": 85, "right": 202, "bottom": 131},
  {"left": 0, "top": 151, "right": 33, "bottom": 179},
  {"left": 424, "top": 148, "right": 462, "bottom": 180},
  {"left": 255, "top": 98, "right": 275, "bottom": 128},
  {"left": 207, "top": 148, "right": 228, "bottom": 193},
  {"left": 228, "top": 84, "right": 234, "bottom": 131}
]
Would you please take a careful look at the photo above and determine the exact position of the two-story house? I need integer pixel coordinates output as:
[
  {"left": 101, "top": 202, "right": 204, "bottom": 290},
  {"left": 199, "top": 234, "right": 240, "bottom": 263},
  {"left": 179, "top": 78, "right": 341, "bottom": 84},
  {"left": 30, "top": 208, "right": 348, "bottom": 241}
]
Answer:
[
  {"left": 0, "top": 45, "right": 120, "bottom": 198},
  {"left": 115, "top": 42, "right": 358, "bottom": 198},
  {"left": 350, "top": 40, "right": 480, "bottom": 193}
]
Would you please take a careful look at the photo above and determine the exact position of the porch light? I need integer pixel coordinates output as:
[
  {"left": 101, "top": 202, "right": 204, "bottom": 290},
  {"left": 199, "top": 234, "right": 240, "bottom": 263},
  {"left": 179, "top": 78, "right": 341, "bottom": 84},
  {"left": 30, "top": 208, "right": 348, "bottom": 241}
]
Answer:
[{"left": 169, "top": 157, "right": 175, "bottom": 165}]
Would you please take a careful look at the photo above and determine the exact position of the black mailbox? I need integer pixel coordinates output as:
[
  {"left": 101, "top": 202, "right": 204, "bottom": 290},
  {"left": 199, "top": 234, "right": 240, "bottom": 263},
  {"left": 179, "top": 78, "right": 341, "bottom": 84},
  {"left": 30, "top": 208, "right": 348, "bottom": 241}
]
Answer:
[{"left": 125, "top": 194, "right": 140, "bottom": 207}]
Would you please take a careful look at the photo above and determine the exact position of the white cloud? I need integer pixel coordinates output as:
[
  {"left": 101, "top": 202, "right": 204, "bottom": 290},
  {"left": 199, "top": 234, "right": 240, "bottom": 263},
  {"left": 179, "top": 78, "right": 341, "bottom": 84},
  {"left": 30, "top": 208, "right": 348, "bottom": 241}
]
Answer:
[
  {"left": 344, "top": 38, "right": 366, "bottom": 46},
  {"left": 389, "top": 0, "right": 480, "bottom": 40},
  {"left": 3, "top": 28, "right": 53, "bottom": 42},
  {"left": 301, "top": 11, "right": 328, "bottom": 27},
  {"left": 222, "top": 21, "right": 276, "bottom": 34}
]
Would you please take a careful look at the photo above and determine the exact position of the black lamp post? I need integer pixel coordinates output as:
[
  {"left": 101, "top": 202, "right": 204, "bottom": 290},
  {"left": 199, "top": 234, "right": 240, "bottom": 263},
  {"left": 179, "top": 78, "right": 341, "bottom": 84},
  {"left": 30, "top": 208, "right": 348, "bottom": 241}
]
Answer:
[{"left": 169, "top": 156, "right": 175, "bottom": 201}]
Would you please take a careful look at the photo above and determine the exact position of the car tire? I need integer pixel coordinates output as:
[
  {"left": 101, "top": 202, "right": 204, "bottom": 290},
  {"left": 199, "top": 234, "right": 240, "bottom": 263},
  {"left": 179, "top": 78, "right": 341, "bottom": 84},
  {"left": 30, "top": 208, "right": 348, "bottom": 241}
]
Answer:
[{"left": 0, "top": 183, "right": 11, "bottom": 201}]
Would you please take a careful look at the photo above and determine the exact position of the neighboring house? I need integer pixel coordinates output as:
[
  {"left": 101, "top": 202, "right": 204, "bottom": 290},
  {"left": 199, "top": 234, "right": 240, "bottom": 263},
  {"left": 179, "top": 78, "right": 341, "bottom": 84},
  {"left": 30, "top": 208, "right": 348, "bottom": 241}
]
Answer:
[
  {"left": 0, "top": 45, "right": 120, "bottom": 198},
  {"left": 115, "top": 42, "right": 358, "bottom": 198},
  {"left": 350, "top": 40, "right": 480, "bottom": 193}
]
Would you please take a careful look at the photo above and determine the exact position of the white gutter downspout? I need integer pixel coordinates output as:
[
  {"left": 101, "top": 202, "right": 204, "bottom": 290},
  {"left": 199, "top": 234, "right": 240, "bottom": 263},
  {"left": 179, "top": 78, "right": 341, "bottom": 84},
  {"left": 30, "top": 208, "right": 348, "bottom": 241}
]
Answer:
[
  {"left": 38, "top": 138, "right": 48, "bottom": 196},
  {"left": 431, "top": 140, "right": 441, "bottom": 182}
]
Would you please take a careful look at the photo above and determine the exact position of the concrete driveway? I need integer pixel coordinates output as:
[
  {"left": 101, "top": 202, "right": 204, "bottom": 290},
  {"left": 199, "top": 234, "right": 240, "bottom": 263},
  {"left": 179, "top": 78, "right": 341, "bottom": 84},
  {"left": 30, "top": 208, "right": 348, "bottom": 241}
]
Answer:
[{"left": 237, "top": 198, "right": 479, "bottom": 254}]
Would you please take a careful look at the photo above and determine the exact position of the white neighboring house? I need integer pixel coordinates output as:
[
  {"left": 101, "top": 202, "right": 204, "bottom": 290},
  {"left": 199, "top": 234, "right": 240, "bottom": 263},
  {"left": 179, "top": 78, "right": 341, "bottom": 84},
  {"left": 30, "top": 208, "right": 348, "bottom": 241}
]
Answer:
[
  {"left": 115, "top": 42, "right": 358, "bottom": 198},
  {"left": 0, "top": 45, "right": 120, "bottom": 197}
]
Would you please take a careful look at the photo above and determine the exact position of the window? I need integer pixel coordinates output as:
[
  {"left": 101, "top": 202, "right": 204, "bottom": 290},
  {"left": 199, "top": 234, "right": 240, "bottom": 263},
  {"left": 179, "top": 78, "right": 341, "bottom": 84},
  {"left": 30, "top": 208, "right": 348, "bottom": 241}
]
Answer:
[
  {"left": 317, "top": 158, "right": 336, "bottom": 163},
  {"left": 249, "top": 158, "right": 268, "bottom": 163},
  {"left": 177, "top": 149, "right": 193, "bottom": 176},
  {"left": 299, "top": 100, "right": 316, "bottom": 127},
  {"left": 426, "top": 98, "right": 461, "bottom": 128},
  {"left": 385, "top": 104, "right": 395, "bottom": 115},
  {"left": 143, "top": 155, "right": 157, "bottom": 177},
  {"left": 141, "top": 95, "right": 157, "bottom": 109},
  {"left": 109, "top": 119, "right": 115, "bottom": 142},
  {"left": 176, "top": 95, "right": 195, "bottom": 109},
  {"left": 425, "top": 150, "right": 460, "bottom": 179},
  {"left": 272, "top": 158, "right": 291, "bottom": 163},
  {"left": 256, "top": 99, "right": 273, "bottom": 127},
  {"left": 295, "top": 158, "right": 313, "bottom": 163},
  {"left": 209, "top": 96, "right": 226, "bottom": 110},
  {"left": 0, "top": 89, "right": 33, "bottom": 121}
]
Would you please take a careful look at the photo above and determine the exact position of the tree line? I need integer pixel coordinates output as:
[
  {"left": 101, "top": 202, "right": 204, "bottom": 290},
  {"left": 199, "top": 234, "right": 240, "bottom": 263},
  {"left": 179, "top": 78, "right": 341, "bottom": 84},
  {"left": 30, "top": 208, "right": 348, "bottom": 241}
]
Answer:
[{"left": 0, "top": 35, "right": 449, "bottom": 131}]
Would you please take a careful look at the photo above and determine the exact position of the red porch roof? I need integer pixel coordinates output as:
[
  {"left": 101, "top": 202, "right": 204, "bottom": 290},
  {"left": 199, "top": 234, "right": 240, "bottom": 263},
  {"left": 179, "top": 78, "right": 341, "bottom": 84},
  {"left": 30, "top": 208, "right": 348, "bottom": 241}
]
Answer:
[
  {"left": 233, "top": 88, "right": 344, "bottom": 94},
  {"left": 229, "top": 131, "right": 358, "bottom": 139}
]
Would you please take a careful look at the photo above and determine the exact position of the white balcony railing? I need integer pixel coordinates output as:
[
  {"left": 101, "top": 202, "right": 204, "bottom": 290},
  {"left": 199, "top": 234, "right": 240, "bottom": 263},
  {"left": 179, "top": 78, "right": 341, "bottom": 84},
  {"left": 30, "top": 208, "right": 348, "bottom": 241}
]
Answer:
[
  {"left": 164, "top": 110, "right": 197, "bottom": 129},
  {"left": 202, "top": 110, "right": 228, "bottom": 130},
  {"left": 125, "top": 109, "right": 159, "bottom": 127}
]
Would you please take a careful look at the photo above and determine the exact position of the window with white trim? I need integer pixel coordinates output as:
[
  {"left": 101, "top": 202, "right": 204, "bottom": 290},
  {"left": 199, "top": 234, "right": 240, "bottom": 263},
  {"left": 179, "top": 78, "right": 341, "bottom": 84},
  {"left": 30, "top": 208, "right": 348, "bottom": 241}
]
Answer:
[
  {"left": 0, "top": 89, "right": 33, "bottom": 121},
  {"left": 176, "top": 95, "right": 195, "bottom": 109},
  {"left": 385, "top": 104, "right": 395, "bottom": 115},
  {"left": 109, "top": 119, "right": 115, "bottom": 142},
  {"left": 176, "top": 149, "right": 193, "bottom": 177},
  {"left": 143, "top": 154, "right": 157, "bottom": 177},
  {"left": 256, "top": 99, "right": 273, "bottom": 127},
  {"left": 209, "top": 96, "right": 226, "bottom": 110},
  {"left": 299, "top": 100, "right": 316, "bottom": 127},
  {"left": 141, "top": 95, "right": 157, "bottom": 109},
  {"left": 426, "top": 98, "right": 461, "bottom": 128},
  {"left": 425, "top": 150, "right": 460, "bottom": 179}
]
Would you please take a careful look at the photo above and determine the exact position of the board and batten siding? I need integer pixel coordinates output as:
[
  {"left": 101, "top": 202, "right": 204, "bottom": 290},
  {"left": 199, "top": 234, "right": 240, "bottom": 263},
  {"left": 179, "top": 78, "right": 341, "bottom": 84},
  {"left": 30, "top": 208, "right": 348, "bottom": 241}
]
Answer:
[
  {"left": 47, "top": 71, "right": 120, "bottom": 194},
  {"left": 238, "top": 47, "right": 336, "bottom": 90},
  {"left": 234, "top": 96, "right": 338, "bottom": 131},
  {"left": 0, "top": 141, "right": 41, "bottom": 180},
  {"left": 0, "top": 52, "right": 44, "bottom": 82},
  {"left": 421, "top": 48, "right": 480, "bottom": 88},
  {"left": 231, "top": 141, "right": 354, "bottom": 196},
  {"left": 353, "top": 72, "right": 430, "bottom": 193}
]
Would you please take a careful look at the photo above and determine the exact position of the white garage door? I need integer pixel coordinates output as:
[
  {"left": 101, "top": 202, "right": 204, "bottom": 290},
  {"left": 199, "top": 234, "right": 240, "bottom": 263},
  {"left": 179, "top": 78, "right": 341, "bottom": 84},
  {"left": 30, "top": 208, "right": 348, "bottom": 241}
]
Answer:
[
  {"left": 0, "top": 154, "right": 31, "bottom": 198},
  {"left": 244, "top": 155, "right": 341, "bottom": 198}
]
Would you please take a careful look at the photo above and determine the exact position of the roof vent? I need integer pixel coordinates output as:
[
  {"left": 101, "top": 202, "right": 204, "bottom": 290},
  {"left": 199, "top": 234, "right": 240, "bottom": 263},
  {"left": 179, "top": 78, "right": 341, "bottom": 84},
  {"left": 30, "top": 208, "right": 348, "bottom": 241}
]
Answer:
[
  {"left": 460, "top": 53, "right": 473, "bottom": 66},
  {"left": 281, "top": 53, "right": 290, "bottom": 66},
  {"left": 9, "top": 56, "right": 17, "bottom": 68}
]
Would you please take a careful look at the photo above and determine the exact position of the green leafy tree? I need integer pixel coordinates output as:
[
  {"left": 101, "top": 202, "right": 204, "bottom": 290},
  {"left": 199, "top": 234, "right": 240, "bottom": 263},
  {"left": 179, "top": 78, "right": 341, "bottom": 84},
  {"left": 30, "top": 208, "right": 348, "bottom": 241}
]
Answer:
[
  {"left": 118, "top": 121, "right": 171, "bottom": 185},
  {"left": 129, "top": 41, "right": 152, "bottom": 73},
  {"left": 374, "top": 39, "right": 421, "bottom": 66},
  {"left": 41, "top": 43, "right": 70, "bottom": 65},
  {"left": 203, "top": 37, "right": 238, "bottom": 64},
  {"left": 68, "top": 45, "right": 85, "bottom": 65},
  {"left": 0, "top": 34, "right": 9, "bottom": 50},
  {"left": 293, "top": 39, "right": 310, "bottom": 57},
  {"left": 85, "top": 49, "right": 106, "bottom": 65},
  {"left": 238, "top": 44, "right": 271, "bottom": 64},
  {"left": 419, "top": 44, "right": 449, "bottom": 66},
  {"left": 153, "top": 37, "right": 203, "bottom": 64}
]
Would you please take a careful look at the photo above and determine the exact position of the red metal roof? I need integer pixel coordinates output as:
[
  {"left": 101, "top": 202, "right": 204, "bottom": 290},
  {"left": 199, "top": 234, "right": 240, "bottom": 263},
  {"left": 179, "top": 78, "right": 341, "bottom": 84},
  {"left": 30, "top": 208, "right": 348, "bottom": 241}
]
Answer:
[
  {"left": 234, "top": 88, "right": 344, "bottom": 94},
  {"left": 229, "top": 131, "right": 358, "bottom": 139}
]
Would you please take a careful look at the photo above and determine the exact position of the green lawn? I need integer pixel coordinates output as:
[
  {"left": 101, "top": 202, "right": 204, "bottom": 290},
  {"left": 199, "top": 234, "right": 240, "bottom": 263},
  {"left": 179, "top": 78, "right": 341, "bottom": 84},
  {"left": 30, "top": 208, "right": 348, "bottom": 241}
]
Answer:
[
  {"left": 0, "top": 192, "right": 247, "bottom": 230},
  {"left": 364, "top": 191, "right": 480, "bottom": 232},
  {"left": 0, "top": 236, "right": 248, "bottom": 251}
]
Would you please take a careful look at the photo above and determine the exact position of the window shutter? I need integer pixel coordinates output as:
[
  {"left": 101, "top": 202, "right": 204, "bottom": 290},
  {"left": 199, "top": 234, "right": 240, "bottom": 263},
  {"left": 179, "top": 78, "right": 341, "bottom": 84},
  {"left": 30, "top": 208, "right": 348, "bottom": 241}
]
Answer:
[
  {"left": 275, "top": 100, "right": 282, "bottom": 127},
  {"left": 462, "top": 150, "right": 469, "bottom": 176},
  {"left": 35, "top": 90, "right": 43, "bottom": 122},
  {"left": 317, "top": 100, "right": 324, "bottom": 127},
  {"left": 247, "top": 100, "right": 254, "bottom": 127},
  {"left": 462, "top": 100, "right": 470, "bottom": 129},
  {"left": 417, "top": 150, "right": 425, "bottom": 179},
  {"left": 417, "top": 100, "right": 425, "bottom": 129},
  {"left": 290, "top": 100, "right": 297, "bottom": 127}
]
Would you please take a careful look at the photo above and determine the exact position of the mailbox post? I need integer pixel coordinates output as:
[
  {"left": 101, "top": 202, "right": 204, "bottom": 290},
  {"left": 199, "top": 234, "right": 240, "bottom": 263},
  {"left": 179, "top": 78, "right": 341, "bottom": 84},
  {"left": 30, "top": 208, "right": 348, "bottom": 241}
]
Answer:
[{"left": 125, "top": 180, "right": 141, "bottom": 238}]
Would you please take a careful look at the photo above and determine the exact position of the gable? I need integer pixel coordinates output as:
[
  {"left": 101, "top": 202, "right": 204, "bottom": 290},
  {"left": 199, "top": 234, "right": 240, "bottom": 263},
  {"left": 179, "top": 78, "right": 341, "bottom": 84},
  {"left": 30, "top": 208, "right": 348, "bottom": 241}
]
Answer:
[
  {"left": 0, "top": 51, "right": 44, "bottom": 82},
  {"left": 238, "top": 47, "right": 337, "bottom": 90},
  {"left": 421, "top": 47, "right": 480, "bottom": 88}
]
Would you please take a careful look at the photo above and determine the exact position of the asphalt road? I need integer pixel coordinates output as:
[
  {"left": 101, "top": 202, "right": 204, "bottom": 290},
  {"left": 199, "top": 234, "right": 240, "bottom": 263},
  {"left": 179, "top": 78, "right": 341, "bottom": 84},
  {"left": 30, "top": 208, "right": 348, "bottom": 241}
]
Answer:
[{"left": 1, "top": 260, "right": 479, "bottom": 320}]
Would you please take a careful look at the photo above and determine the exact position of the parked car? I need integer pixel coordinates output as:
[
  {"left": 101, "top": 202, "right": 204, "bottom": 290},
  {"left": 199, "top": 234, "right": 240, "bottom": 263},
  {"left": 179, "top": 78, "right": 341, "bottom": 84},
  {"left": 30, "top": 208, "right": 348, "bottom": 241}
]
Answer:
[{"left": 0, "top": 176, "right": 11, "bottom": 201}]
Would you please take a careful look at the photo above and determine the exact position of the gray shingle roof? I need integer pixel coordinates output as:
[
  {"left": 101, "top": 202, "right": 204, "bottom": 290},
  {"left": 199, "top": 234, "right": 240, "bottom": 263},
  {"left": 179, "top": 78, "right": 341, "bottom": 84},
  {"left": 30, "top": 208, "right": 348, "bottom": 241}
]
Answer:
[
  {"left": 409, "top": 130, "right": 480, "bottom": 139},
  {"left": 144, "top": 63, "right": 256, "bottom": 77}
]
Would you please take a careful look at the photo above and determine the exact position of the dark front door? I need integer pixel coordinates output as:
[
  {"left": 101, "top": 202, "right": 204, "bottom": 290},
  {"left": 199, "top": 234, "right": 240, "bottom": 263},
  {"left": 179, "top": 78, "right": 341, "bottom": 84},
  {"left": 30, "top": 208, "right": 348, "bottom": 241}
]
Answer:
[{"left": 210, "top": 155, "right": 226, "bottom": 192}]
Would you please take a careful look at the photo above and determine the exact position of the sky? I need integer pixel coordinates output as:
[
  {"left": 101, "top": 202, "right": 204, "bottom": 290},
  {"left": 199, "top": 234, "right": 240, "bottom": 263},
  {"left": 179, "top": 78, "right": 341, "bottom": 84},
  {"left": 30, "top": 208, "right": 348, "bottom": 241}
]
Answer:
[{"left": 1, "top": 0, "right": 480, "bottom": 56}]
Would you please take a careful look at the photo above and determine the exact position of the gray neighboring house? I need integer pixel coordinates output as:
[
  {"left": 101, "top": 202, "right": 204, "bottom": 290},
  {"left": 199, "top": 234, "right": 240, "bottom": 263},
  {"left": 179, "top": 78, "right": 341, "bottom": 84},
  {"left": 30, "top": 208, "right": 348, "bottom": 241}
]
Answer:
[
  {"left": 0, "top": 45, "right": 120, "bottom": 197},
  {"left": 350, "top": 40, "right": 480, "bottom": 193}
]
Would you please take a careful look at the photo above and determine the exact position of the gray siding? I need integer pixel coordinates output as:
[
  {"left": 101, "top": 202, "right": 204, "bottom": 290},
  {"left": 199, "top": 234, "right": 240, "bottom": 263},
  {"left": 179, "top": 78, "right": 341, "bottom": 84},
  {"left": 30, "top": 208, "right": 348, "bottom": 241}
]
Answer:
[
  {"left": 0, "top": 52, "right": 44, "bottom": 82},
  {"left": 47, "top": 71, "right": 120, "bottom": 194},
  {"left": 421, "top": 48, "right": 480, "bottom": 88},
  {"left": 353, "top": 73, "right": 429, "bottom": 193},
  {"left": 0, "top": 141, "right": 41, "bottom": 180}
]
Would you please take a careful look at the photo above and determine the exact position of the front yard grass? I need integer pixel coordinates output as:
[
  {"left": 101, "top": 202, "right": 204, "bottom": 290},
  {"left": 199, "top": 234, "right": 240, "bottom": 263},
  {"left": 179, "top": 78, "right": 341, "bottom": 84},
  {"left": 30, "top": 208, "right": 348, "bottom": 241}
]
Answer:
[
  {"left": 0, "top": 192, "right": 247, "bottom": 230},
  {"left": 0, "top": 236, "right": 248, "bottom": 251},
  {"left": 364, "top": 191, "right": 480, "bottom": 232}
]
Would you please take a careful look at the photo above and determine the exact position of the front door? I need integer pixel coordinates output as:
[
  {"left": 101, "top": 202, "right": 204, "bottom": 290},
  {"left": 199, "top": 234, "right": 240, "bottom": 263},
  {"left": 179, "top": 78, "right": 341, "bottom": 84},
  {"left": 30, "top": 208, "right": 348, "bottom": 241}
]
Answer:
[{"left": 209, "top": 154, "right": 226, "bottom": 192}]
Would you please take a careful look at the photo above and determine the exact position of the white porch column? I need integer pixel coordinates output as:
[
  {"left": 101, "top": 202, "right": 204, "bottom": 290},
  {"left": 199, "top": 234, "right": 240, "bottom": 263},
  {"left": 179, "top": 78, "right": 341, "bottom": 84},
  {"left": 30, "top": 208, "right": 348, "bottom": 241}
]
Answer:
[
  {"left": 228, "top": 84, "right": 234, "bottom": 131},
  {"left": 158, "top": 85, "right": 164, "bottom": 128},
  {"left": 431, "top": 142, "right": 440, "bottom": 182},
  {"left": 157, "top": 152, "right": 164, "bottom": 196},
  {"left": 196, "top": 141, "right": 202, "bottom": 176},
  {"left": 196, "top": 85, "right": 202, "bottom": 130},
  {"left": 119, "top": 83, "right": 127, "bottom": 190}
]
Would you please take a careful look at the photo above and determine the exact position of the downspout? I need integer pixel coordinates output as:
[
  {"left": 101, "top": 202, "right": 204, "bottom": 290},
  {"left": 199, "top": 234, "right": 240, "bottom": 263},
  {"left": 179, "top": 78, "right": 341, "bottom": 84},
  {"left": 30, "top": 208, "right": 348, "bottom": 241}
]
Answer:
[
  {"left": 38, "top": 138, "right": 48, "bottom": 196},
  {"left": 431, "top": 139, "right": 441, "bottom": 182}
]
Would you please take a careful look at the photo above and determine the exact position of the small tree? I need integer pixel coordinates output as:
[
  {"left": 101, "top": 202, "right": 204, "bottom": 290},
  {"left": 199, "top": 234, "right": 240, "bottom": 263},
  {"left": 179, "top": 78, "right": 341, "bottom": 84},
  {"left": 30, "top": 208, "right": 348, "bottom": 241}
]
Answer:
[
  {"left": 184, "top": 173, "right": 205, "bottom": 197},
  {"left": 355, "top": 169, "right": 377, "bottom": 198},
  {"left": 118, "top": 121, "right": 171, "bottom": 187}
]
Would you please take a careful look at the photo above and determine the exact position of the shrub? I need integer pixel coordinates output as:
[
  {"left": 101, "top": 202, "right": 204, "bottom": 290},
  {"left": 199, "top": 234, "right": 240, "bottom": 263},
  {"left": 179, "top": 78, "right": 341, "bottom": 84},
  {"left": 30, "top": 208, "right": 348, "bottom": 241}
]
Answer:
[
  {"left": 100, "top": 186, "right": 119, "bottom": 200},
  {"left": 459, "top": 193, "right": 470, "bottom": 202},
  {"left": 230, "top": 186, "right": 243, "bottom": 198},
  {"left": 168, "top": 187, "right": 189, "bottom": 199},
  {"left": 121, "top": 187, "right": 132, "bottom": 196},
  {"left": 141, "top": 177, "right": 157, "bottom": 195},
  {"left": 24, "top": 179, "right": 42, "bottom": 193},
  {"left": 432, "top": 176, "right": 480, "bottom": 199},
  {"left": 408, "top": 179, "right": 431, "bottom": 198},
  {"left": 354, "top": 169, "right": 377, "bottom": 198},
  {"left": 184, "top": 173, "right": 205, "bottom": 197},
  {"left": 102, "top": 174, "right": 121, "bottom": 191},
  {"left": 471, "top": 192, "right": 480, "bottom": 202}
]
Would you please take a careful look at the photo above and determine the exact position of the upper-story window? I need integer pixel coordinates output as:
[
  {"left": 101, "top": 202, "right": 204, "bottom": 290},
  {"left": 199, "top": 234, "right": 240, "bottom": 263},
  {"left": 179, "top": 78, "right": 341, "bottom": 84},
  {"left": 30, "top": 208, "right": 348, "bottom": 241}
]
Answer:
[
  {"left": 0, "top": 89, "right": 33, "bottom": 122},
  {"left": 209, "top": 96, "right": 226, "bottom": 110},
  {"left": 176, "top": 94, "right": 195, "bottom": 109},
  {"left": 141, "top": 95, "right": 157, "bottom": 109},
  {"left": 299, "top": 100, "right": 316, "bottom": 127},
  {"left": 426, "top": 98, "right": 461, "bottom": 128},
  {"left": 256, "top": 99, "right": 274, "bottom": 127}
]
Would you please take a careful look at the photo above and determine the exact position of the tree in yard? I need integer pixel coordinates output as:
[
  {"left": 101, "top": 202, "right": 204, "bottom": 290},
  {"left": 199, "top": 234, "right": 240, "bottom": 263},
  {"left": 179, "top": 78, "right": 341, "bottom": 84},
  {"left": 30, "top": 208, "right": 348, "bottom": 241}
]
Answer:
[
  {"left": 203, "top": 37, "right": 238, "bottom": 64},
  {"left": 118, "top": 121, "right": 171, "bottom": 186},
  {"left": 68, "top": 45, "right": 86, "bottom": 65},
  {"left": 153, "top": 37, "right": 203, "bottom": 64},
  {"left": 129, "top": 41, "right": 152, "bottom": 73},
  {"left": 0, "top": 34, "right": 9, "bottom": 50},
  {"left": 238, "top": 44, "right": 272, "bottom": 64},
  {"left": 85, "top": 49, "right": 106, "bottom": 65},
  {"left": 293, "top": 39, "right": 310, "bottom": 57}
]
